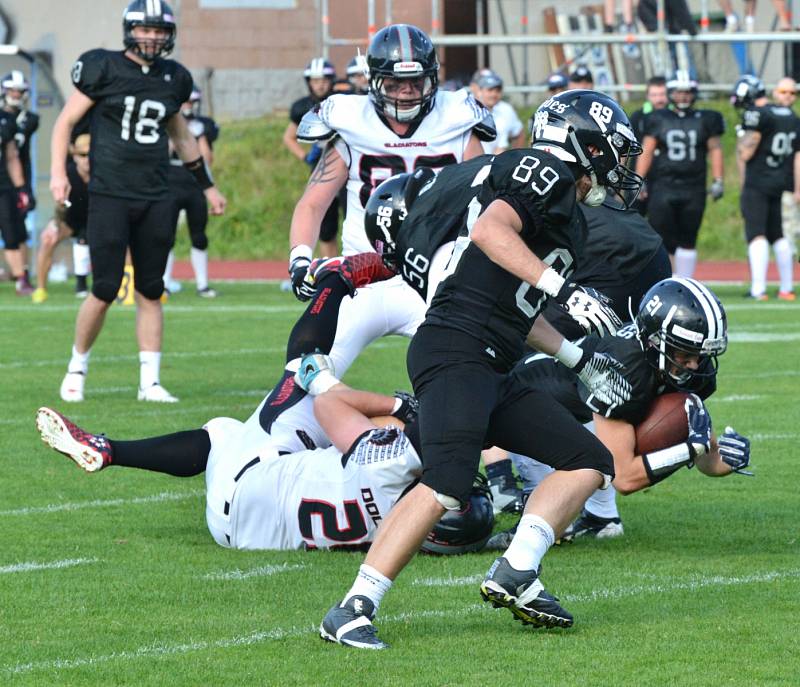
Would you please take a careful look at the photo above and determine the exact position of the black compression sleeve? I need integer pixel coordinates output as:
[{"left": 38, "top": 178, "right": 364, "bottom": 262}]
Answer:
[{"left": 111, "top": 429, "right": 211, "bottom": 477}]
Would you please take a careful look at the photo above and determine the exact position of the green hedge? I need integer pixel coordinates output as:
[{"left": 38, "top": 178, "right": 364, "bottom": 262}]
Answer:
[{"left": 174, "top": 99, "right": 753, "bottom": 261}]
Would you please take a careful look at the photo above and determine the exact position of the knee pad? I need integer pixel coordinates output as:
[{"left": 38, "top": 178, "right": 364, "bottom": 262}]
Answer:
[
  {"left": 92, "top": 278, "right": 121, "bottom": 304},
  {"left": 190, "top": 232, "right": 208, "bottom": 250},
  {"left": 135, "top": 277, "right": 165, "bottom": 301},
  {"left": 421, "top": 462, "right": 476, "bottom": 505}
]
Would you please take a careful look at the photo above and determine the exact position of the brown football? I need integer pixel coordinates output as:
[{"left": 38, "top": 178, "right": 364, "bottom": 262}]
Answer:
[{"left": 634, "top": 392, "right": 690, "bottom": 456}]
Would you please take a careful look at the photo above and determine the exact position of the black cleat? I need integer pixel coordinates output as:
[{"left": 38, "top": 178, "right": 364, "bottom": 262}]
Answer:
[
  {"left": 483, "top": 521, "right": 518, "bottom": 551},
  {"left": 319, "top": 595, "right": 388, "bottom": 649},
  {"left": 487, "top": 474, "right": 525, "bottom": 514},
  {"left": 560, "top": 509, "right": 624, "bottom": 542},
  {"left": 480, "top": 557, "right": 573, "bottom": 628}
]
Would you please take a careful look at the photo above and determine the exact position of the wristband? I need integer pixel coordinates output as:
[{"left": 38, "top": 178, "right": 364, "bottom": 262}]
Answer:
[
  {"left": 307, "top": 369, "right": 341, "bottom": 396},
  {"left": 535, "top": 267, "right": 566, "bottom": 298},
  {"left": 642, "top": 442, "right": 693, "bottom": 485},
  {"left": 183, "top": 157, "right": 214, "bottom": 190},
  {"left": 289, "top": 244, "right": 313, "bottom": 265},
  {"left": 554, "top": 339, "right": 584, "bottom": 369},
  {"left": 391, "top": 396, "right": 403, "bottom": 415}
]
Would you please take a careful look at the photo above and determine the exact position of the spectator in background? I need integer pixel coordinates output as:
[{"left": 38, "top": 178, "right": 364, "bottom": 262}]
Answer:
[
  {"left": 546, "top": 72, "right": 569, "bottom": 96},
  {"left": 469, "top": 69, "right": 524, "bottom": 154},
  {"left": 638, "top": 0, "right": 697, "bottom": 36},
  {"left": 719, "top": 1, "right": 791, "bottom": 32},
  {"left": 568, "top": 66, "right": 594, "bottom": 90},
  {"left": 604, "top": 0, "right": 636, "bottom": 33},
  {"left": 32, "top": 133, "right": 92, "bottom": 303},
  {"left": 282, "top": 58, "right": 341, "bottom": 258},
  {"left": 629, "top": 76, "right": 668, "bottom": 216}
]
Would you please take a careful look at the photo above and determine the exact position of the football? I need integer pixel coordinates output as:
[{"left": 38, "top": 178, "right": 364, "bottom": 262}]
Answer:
[{"left": 634, "top": 392, "right": 690, "bottom": 455}]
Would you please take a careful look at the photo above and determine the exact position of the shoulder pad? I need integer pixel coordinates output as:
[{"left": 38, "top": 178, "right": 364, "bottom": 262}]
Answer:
[
  {"left": 297, "top": 109, "right": 335, "bottom": 142},
  {"left": 473, "top": 112, "right": 497, "bottom": 142}
]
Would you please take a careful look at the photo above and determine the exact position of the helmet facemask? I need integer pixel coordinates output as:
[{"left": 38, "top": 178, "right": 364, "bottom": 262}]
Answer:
[{"left": 370, "top": 70, "right": 437, "bottom": 123}]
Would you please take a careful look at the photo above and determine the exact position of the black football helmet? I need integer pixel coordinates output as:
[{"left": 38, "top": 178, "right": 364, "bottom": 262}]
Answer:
[
  {"left": 421, "top": 475, "right": 495, "bottom": 555},
  {"left": 367, "top": 24, "right": 439, "bottom": 123},
  {"left": 123, "top": 0, "right": 176, "bottom": 60},
  {"left": 635, "top": 277, "right": 727, "bottom": 385},
  {"left": 364, "top": 167, "right": 436, "bottom": 269},
  {"left": 666, "top": 69, "right": 698, "bottom": 110},
  {"left": 1, "top": 70, "right": 29, "bottom": 108},
  {"left": 530, "top": 89, "right": 643, "bottom": 208},
  {"left": 731, "top": 75, "right": 766, "bottom": 109}
]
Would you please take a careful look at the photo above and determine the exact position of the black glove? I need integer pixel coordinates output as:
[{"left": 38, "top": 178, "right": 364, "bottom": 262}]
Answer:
[
  {"left": 685, "top": 393, "right": 712, "bottom": 460},
  {"left": 554, "top": 282, "right": 622, "bottom": 336},
  {"left": 709, "top": 178, "right": 724, "bottom": 202},
  {"left": 391, "top": 391, "right": 419, "bottom": 425},
  {"left": 718, "top": 426, "right": 753, "bottom": 475},
  {"left": 289, "top": 255, "right": 315, "bottom": 301}
]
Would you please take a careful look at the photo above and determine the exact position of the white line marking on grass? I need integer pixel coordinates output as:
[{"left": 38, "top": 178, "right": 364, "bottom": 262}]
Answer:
[
  {"left": 728, "top": 332, "right": 800, "bottom": 343},
  {"left": 6, "top": 568, "right": 799, "bottom": 675},
  {"left": 412, "top": 574, "right": 481, "bottom": 587},
  {"left": 0, "top": 557, "right": 99, "bottom": 575},
  {"left": 725, "top": 303, "right": 799, "bottom": 311},
  {"left": 202, "top": 563, "right": 307, "bottom": 581},
  {"left": 0, "top": 304, "right": 305, "bottom": 314},
  {"left": 726, "top": 369, "right": 800, "bottom": 379},
  {"left": 715, "top": 394, "right": 763, "bottom": 402},
  {"left": 751, "top": 433, "right": 797, "bottom": 441},
  {"left": 0, "top": 490, "right": 203, "bottom": 517}
]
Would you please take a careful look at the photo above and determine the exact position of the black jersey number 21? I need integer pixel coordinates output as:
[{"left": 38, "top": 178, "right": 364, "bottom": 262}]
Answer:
[{"left": 120, "top": 96, "right": 166, "bottom": 144}]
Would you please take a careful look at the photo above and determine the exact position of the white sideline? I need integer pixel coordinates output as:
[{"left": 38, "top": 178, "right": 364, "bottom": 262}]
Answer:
[
  {"left": 0, "top": 304, "right": 304, "bottom": 314},
  {"left": 4, "top": 568, "right": 799, "bottom": 675},
  {"left": 0, "top": 490, "right": 203, "bottom": 517},
  {"left": 202, "top": 563, "right": 307, "bottom": 581},
  {"left": 0, "top": 557, "right": 98, "bottom": 575}
]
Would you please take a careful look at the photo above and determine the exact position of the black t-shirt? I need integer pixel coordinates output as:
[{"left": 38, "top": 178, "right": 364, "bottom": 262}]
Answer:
[
  {"left": 0, "top": 111, "right": 18, "bottom": 192},
  {"left": 741, "top": 104, "right": 800, "bottom": 195},
  {"left": 513, "top": 323, "right": 717, "bottom": 425},
  {"left": 423, "top": 148, "right": 584, "bottom": 369},
  {"left": 290, "top": 95, "right": 318, "bottom": 126},
  {"left": 396, "top": 155, "right": 495, "bottom": 300},
  {"left": 72, "top": 49, "right": 193, "bottom": 200},
  {"left": 65, "top": 161, "right": 90, "bottom": 233},
  {"left": 644, "top": 107, "right": 725, "bottom": 188}
]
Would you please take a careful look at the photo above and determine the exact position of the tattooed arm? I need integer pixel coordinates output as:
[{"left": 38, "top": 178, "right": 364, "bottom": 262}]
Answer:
[{"left": 288, "top": 141, "right": 349, "bottom": 252}]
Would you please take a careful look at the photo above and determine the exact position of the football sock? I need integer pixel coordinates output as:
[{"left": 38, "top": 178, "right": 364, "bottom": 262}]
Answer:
[
  {"left": 72, "top": 242, "right": 91, "bottom": 277},
  {"left": 163, "top": 250, "right": 175, "bottom": 284},
  {"left": 139, "top": 351, "right": 162, "bottom": 389},
  {"left": 75, "top": 274, "right": 88, "bottom": 293},
  {"left": 485, "top": 457, "right": 514, "bottom": 481},
  {"left": 503, "top": 514, "right": 555, "bottom": 572},
  {"left": 748, "top": 237, "right": 769, "bottom": 296},
  {"left": 111, "top": 429, "right": 211, "bottom": 476},
  {"left": 345, "top": 564, "right": 393, "bottom": 612},
  {"left": 191, "top": 247, "right": 209, "bottom": 291},
  {"left": 284, "top": 276, "right": 351, "bottom": 362},
  {"left": 68, "top": 345, "right": 90, "bottom": 375},
  {"left": 673, "top": 247, "right": 697, "bottom": 278},
  {"left": 773, "top": 238, "right": 794, "bottom": 293},
  {"left": 583, "top": 484, "right": 619, "bottom": 519},
  {"left": 509, "top": 454, "right": 553, "bottom": 495}
]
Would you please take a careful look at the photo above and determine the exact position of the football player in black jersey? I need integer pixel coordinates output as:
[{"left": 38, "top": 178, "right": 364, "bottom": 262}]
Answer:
[
  {"left": 490, "top": 277, "right": 751, "bottom": 546},
  {"left": 319, "top": 91, "right": 643, "bottom": 648},
  {"left": 32, "top": 133, "right": 92, "bottom": 304},
  {"left": 0, "top": 103, "right": 29, "bottom": 294},
  {"left": 628, "top": 76, "right": 667, "bottom": 217},
  {"left": 636, "top": 71, "right": 725, "bottom": 279},
  {"left": 734, "top": 75, "right": 800, "bottom": 301},
  {"left": 283, "top": 58, "right": 341, "bottom": 258},
  {"left": 162, "top": 87, "right": 219, "bottom": 297},
  {"left": 49, "top": 0, "right": 226, "bottom": 404}
]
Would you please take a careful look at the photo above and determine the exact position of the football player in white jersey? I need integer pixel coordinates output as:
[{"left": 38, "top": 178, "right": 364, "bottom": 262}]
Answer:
[
  {"left": 35, "top": 351, "right": 424, "bottom": 551},
  {"left": 287, "top": 23, "right": 495, "bottom": 299}
]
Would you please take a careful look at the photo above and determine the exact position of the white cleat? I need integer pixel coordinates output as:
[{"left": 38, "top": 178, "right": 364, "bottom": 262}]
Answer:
[
  {"left": 60, "top": 371, "right": 86, "bottom": 402},
  {"left": 137, "top": 383, "right": 179, "bottom": 403}
]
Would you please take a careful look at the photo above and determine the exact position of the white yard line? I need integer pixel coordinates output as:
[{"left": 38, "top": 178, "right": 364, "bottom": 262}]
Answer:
[
  {"left": 0, "top": 557, "right": 98, "bottom": 575},
  {"left": 4, "top": 569, "right": 799, "bottom": 675},
  {"left": 714, "top": 394, "right": 763, "bottom": 402},
  {"left": 202, "top": 563, "right": 307, "bottom": 581},
  {"left": 0, "top": 490, "right": 203, "bottom": 517}
]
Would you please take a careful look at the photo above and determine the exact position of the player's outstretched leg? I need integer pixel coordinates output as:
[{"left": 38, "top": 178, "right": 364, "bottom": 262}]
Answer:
[
  {"left": 319, "top": 596, "right": 388, "bottom": 650},
  {"left": 480, "top": 557, "right": 573, "bottom": 628},
  {"left": 36, "top": 407, "right": 113, "bottom": 472}
]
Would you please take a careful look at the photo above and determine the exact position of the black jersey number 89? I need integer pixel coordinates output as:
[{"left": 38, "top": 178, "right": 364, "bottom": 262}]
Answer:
[
  {"left": 511, "top": 155, "right": 560, "bottom": 196},
  {"left": 120, "top": 96, "right": 166, "bottom": 145},
  {"left": 358, "top": 153, "right": 458, "bottom": 207}
]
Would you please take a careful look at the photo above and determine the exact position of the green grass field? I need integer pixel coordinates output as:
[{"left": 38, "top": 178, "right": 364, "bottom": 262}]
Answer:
[{"left": 1, "top": 282, "right": 798, "bottom": 686}]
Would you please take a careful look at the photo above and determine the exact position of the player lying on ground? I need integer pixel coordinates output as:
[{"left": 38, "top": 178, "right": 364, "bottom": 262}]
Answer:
[
  {"left": 36, "top": 353, "right": 428, "bottom": 551},
  {"left": 486, "top": 277, "right": 752, "bottom": 549}
]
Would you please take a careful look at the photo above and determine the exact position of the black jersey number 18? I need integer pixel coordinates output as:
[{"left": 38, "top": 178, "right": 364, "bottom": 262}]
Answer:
[{"left": 120, "top": 96, "right": 166, "bottom": 144}]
